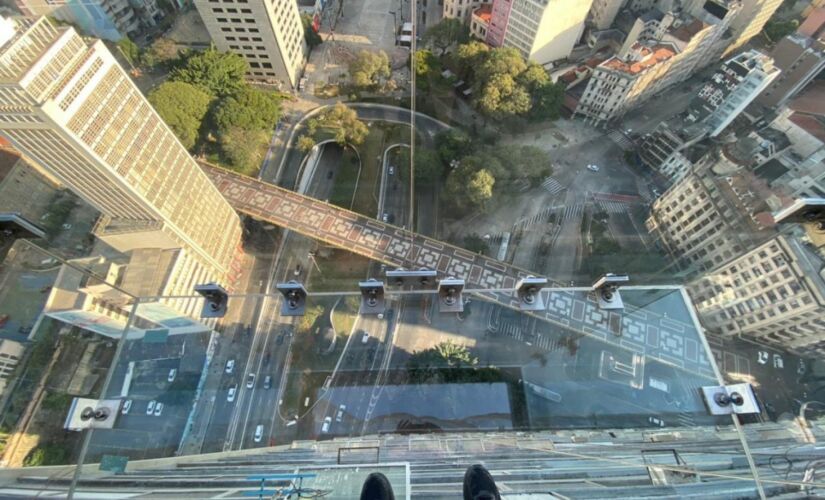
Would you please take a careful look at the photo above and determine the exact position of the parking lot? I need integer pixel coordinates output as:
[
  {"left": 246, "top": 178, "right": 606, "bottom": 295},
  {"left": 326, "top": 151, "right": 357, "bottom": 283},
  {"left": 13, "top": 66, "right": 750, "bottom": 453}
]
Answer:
[{"left": 85, "top": 333, "right": 209, "bottom": 461}]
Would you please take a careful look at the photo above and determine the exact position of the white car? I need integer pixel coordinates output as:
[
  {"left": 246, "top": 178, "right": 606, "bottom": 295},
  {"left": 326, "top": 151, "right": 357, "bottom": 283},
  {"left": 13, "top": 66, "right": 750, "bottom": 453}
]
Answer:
[
  {"left": 154, "top": 402, "right": 164, "bottom": 416},
  {"left": 121, "top": 399, "right": 132, "bottom": 415},
  {"left": 167, "top": 368, "right": 177, "bottom": 382},
  {"left": 757, "top": 351, "right": 769, "bottom": 365},
  {"left": 254, "top": 424, "right": 264, "bottom": 443},
  {"left": 227, "top": 385, "right": 237, "bottom": 402},
  {"left": 586, "top": 164, "right": 600, "bottom": 172},
  {"left": 225, "top": 359, "right": 235, "bottom": 374},
  {"left": 361, "top": 331, "right": 369, "bottom": 344},
  {"left": 146, "top": 400, "right": 156, "bottom": 415},
  {"left": 388, "top": 165, "right": 395, "bottom": 175},
  {"left": 336, "top": 404, "right": 347, "bottom": 422},
  {"left": 648, "top": 416, "right": 665, "bottom": 427},
  {"left": 321, "top": 416, "right": 332, "bottom": 433},
  {"left": 382, "top": 213, "right": 389, "bottom": 223},
  {"left": 246, "top": 373, "right": 256, "bottom": 389}
]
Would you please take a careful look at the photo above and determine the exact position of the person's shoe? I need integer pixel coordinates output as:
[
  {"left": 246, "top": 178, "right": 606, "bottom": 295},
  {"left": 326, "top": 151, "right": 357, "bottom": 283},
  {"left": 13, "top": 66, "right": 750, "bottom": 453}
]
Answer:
[
  {"left": 463, "top": 464, "right": 501, "bottom": 500},
  {"left": 360, "top": 472, "right": 395, "bottom": 500}
]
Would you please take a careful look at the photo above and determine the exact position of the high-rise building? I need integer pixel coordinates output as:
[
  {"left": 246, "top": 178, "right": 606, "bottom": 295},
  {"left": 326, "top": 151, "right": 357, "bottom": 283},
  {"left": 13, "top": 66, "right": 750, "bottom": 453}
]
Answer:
[
  {"left": 0, "top": 339, "right": 24, "bottom": 396},
  {"left": 14, "top": 0, "right": 161, "bottom": 40},
  {"left": 689, "top": 234, "right": 825, "bottom": 354},
  {"left": 485, "top": 0, "right": 594, "bottom": 64},
  {"left": 725, "top": 0, "right": 784, "bottom": 54},
  {"left": 193, "top": 0, "right": 307, "bottom": 87},
  {"left": 0, "top": 16, "right": 243, "bottom": 287},
  {"left": 646, "top": 166, "right": 775, "bottom": 274},
  {"left": 755, "top": 33, "right": 825, "bottom": 109},
  {"left": 575, "top": 0, "right": 739, "bottom": 126},
  {"left": 685, "top": 49, "right": 779, "bottom": 136},
  {"left": 589, "top": 0, "right": 628, "bottom": 30}
]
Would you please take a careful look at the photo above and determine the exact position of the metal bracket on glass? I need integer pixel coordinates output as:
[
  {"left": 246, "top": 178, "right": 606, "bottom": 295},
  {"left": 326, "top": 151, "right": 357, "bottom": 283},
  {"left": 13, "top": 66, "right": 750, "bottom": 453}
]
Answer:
[
  {"left": 385, "top": 268, "right": 437, "bottom": 289},
  {"left": 438, "top": 277, "right": 465, "bottom": 313},
  {"left": 194, "top": 282, "right": 229, "bottom": 318},
  {"left": 593, "top": 273, "right": 629, "bottom": 311},
  {"left": 64, "top": 397, "right": 121, "bottom": 431},
  {"left": 359, "top": 279, "right": 385, "bottom": 315},
  {"left": 276, "top": 281, "right": 307, "bottom": 316},
  {"left": 516, "top": 276, "right": 547, "bottom": 311},
  {"left": 700, "top": 383, "right": 760, "bottom": 416}
]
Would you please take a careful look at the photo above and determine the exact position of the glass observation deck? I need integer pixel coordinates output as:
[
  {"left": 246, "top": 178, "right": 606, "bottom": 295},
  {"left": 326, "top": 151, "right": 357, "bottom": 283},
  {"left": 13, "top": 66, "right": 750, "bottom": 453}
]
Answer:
[{"left": 0, "top": 238, "right": 822, "bottom": 498}]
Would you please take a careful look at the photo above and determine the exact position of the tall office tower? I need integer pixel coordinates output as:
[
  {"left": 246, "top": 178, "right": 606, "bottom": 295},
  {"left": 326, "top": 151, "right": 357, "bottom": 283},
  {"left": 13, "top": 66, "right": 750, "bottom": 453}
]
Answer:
[
  {"left": 575, "top": 0, "right": 739, "bottom": 126},
  {"left": 194, "top": 0, "right": 307, "bottom": 87},
  {"left": 646, "top": 167, "right": 775, "bottom": 274},
  {"left": 14, "top": 0, "right": 161, "bottom": 40},
  {"left": 755, "top": 33, "right": 825, "bottom": 108},
  {"left": 485, "top": 0, "right": 594, "bottom": 64},
  {"left": 689, "top": 234, "right": 825, "bottom": 354},
  {"left": 685, "top": 49, "right": 779, "bottom": 136},
  {"left": 725, "top": 0, "right": 784, "bottom": 54},
  {"left": 0, "top": 16, "right": 243, "bottom": 286}
]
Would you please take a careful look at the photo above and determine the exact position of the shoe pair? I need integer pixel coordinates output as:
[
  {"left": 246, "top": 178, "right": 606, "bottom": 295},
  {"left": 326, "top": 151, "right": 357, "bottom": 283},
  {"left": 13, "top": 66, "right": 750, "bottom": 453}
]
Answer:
[{"left": 360, "top": 463, "right": 500, "bottom": 500}]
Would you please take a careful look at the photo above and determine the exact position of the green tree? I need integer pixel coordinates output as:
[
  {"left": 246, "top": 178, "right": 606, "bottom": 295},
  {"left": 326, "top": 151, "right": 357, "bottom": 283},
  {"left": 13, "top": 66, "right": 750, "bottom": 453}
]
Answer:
[
  {"left": 491, "top": 145, "right": 552, "bottom": 185},
  {"left": 435, "top": 129, "right": 472, "bottom": 164},
  {"left": 298, "top": 135, "right": 316, "bottom": 152},
  {"left": 24, "top": 443, "right": 69, "bottom": 466},
  {"left": 477, "top": 73, "right": 531, "bottom": 117},
  {"left": 530, "top": 81, "right": 564, "bottom": 121},
  {"left": 763, "top": 19, "right": 799, "bottom": 42},
  {"left": 220, "top": 126, "right": 268, "bottom": 175},
  {"left": 396, "top": 147, "right": 444, "bottom": 185},
  {"left": 349, "top": 50, "right": 390, "bottom": 88},
  {"left": 446, "top": 163, "right": 494, "bottom": 211},
  {"left": 455, "top": 41, "right": 489, "bottom": 79},
  {"left": 142, "top": 37, "right": 179, "bottom": 69},
  {"left": 477, "top": 47, "right": 526, "bottom": 82},
  {"left": 148, "top": 81, "right": 212, "bottom": 150},
  {"left": 116, "top": 36, "right": 140, "bottom": 67},
  {"left": 301, "top": 14, "right": 323, "bottom": 49},
  {"left": 424, "top": 18, "right": 470, "bottom": 55},
  {"left": 171, "top": 48, "right": 249, "bottom": 96},
  {"left": 519, "top": 62, "right": 550, "bottom": 90},
  {"left": 213, "top": 87, "right": 281, "bottom": 134},
  {"left": 315, "top": 102, "right": 369, "bottom": 146}
]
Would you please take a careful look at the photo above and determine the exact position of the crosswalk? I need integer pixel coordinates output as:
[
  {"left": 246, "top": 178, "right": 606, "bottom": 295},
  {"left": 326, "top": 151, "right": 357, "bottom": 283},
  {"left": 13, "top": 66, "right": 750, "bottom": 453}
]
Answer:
[
  {"left": 561, "top": 203, "right": 584, "bottom": 222},
  {"left": 597, "top": 200, "right": 629, "bottom": 214},
  {"left": 514, "top": 205, "right": 559, "bottom": 230},
  {"left": 608, "top": 130, "right": 634, "bottom": 151},
  {"left": 540, "top": 177, "right": 565, "bottom": 195}
]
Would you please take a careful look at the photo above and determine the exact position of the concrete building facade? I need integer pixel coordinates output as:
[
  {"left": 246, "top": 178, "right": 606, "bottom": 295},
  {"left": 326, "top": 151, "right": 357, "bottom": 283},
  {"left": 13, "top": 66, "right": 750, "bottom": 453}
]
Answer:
[
  {"left": 484, "top": 0, "right": 593, "bottom": 64},
  {"left": 194, "top": 0, "right": 307, "bottom": 87},
  {"left": 0, "top": 16, "right": 243, "bottom": 288},
  {"left": 725, "top": 0, "right": 784, "bottom": 54},
  {"left": 589, "top": 0, "right": 628, "bottom": 30},
  {"left": 14, "top": 0, "right": 160, "bottom": 40},
  {"left": 755, "top": 33, "right": 825, "bottom": 109},
  {"left": 444, "top": 0, "right": 492, "bottom": 24},
  {"left": 689, "top": 234, "right": 825, "bottom": 354}
]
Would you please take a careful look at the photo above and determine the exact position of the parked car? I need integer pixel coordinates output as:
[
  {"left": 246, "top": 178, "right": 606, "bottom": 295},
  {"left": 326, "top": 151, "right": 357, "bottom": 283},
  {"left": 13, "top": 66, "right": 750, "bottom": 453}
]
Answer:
[
  {"left": 321, "top": 416, "right": 332, "bottom": 433},
  {"left": 167, "top": 368, "right": 177, "bottom": 382},
  {"left": 154, "top": 402, "right": 163, "bottom": 416},
  {"left": 388, "top": 165, "right": 395, "bottom": 175},
  {"left": 146, "top": 400, "right": 156, "bottom": 415},
  {"left": 264, "top": 376, "right": 272, "bottom": 389},
  {"left": 121, "top": 399, "right": 132, "bottom": 415},
  {"left": 361, "top": 331, "right": 369, "bottom": 344},
  {"left": 225, "top": 359, "right": 235, "bottom": 374},
  {"left": 382, "top": 213, "right": 389, "bottom": 223},
  {"left": 254, "top": 424, "right": 264, "bottom": 442},
  {"left": 246, "top": 373, "right": 256, "bottom": 389},
  {"left": 336, "top": 404, "right": 347, "bottom": 422},
  {"left": 586, "top": 164, "right": 600, "bottom": 172},
  {"left": 227, "top": 384, "right": 237, "bottom": 402},
  {"left": 648, "top": 416, "right": 665, "bottom": 427}
]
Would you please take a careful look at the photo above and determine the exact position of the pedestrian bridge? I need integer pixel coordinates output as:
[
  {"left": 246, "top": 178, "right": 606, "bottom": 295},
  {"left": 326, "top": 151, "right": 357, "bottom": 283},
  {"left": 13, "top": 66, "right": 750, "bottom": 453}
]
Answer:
[{"left": 203, "top": 165, "right": 714, "bottom": 377}]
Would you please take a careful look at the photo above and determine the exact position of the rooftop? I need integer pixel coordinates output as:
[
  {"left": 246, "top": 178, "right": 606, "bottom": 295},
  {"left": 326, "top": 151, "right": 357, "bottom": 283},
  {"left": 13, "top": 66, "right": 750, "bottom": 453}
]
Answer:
[
  {"left": 788, "top": 80, "right": 825, "bottom": 117},
  {"left": 788, "top": 112, "right": 825, "bottom": 143},
  {"left": 472, "top": 4, "right": 492, "bottom": 23},
  {"left": 602, "top": 43, "right": 676, "bottom": 75}
]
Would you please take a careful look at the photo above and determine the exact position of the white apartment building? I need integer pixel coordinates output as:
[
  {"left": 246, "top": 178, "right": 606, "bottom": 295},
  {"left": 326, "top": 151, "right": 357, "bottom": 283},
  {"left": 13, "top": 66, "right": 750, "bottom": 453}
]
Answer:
[
  {"left": 685, "top": 49, "right": 779, "bottom": 137},
  {"left": 689, "top": 234, "right": 825, "bottom": 354},
  {"left": 576, "top": 1, "right": 739, "bottom": 126},
  {"left": 485, "top": 0, "right": 593, "bottom": 64},
  {"left": 589, "top": 0, "right": 628, "bottom": 30},
  {"left": 725, "top": 0, "right": 785, "bottom": 54},
  {"left": 444, "top": 0, "right": 492, "bottom": 23},
  {"left": 646, "top": 166, "right": 775, "bottom": 273},
  {"left": 194, "top": 0, "right": 307, "bottom": 87},
  {"left": 0, "top": 16, "right": 243, "bottom": 288}
]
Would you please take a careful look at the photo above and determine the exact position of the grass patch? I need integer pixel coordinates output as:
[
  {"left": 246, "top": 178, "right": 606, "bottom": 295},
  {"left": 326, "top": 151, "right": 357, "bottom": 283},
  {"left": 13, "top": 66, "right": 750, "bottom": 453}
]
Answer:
[
  {"left": 328, "top": 147, "right": 360, "bottom": 210},
  {"left": 331, "top": 296, "right": 360, "bottom": 336},
  {"left": 310, "top": 249, "right": 372, "bottom": 292}
]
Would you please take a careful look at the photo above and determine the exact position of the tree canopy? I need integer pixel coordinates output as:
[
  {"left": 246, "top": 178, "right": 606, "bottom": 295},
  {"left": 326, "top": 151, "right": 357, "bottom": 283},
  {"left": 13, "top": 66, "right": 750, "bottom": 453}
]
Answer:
[
  {"left": 763, "top": 19, "right": 799, "bottom": 42},
  {"left": 116, "top": 37, "right": 140, "bottom": 67},
  {"left": 423, "top": 18, "right": 470, "bottom": 54},
  {"left": 171, "top": 48, "right": 249, "bottom": 96},
  {"left": 219, "top": 126, "right": 268, "bottom": 175},
  {"left": 395, "top": 147, "right": 444, "bottom": 185},
  {"left": 310, "top": 102, "right": 369, "bottom": 146},
  {"left": 349, "top": 50, "right": 390, "bottom": 88},
  {"left": 301, "top": 14, "right": 323, "bottom": 49},
  {"left": 148, "top": 81, "right": 212, "bottom": 150},
  {"left": 435, "top": 129, "right": 473, "bottom": 164},
  {"left": 142, "top": 37, "right": 179, "bottom": 69},
  {"left": 446, "top": 161, "right": 495, "bottom": 212},
  {"left": 213, "top": 87, "right": 281, "bottom": 134}
]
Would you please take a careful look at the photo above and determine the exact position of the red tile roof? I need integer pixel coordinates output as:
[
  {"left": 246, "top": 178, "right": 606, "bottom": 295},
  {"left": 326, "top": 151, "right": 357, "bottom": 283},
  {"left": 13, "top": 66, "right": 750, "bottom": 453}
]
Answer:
[
  {"left": 602, "top": 44, "right": 675, "bottom": 75},
  {"left": 473, "top": 4, "right": 492, "bottom": 23}
]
